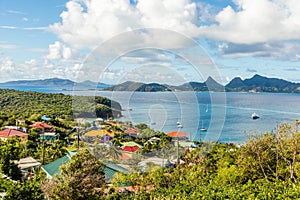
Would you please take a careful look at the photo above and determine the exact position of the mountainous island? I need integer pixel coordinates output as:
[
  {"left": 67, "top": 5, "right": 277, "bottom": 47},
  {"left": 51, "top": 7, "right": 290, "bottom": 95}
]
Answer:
[
  {"left": 104, "top": 74, "right": 300, "bottom": 93},
  {"left": 0, "top": 78, "right": 110, "bottom": 90},
  {"left": 1, "top": 74, "right": 300, "bottom": 93}
]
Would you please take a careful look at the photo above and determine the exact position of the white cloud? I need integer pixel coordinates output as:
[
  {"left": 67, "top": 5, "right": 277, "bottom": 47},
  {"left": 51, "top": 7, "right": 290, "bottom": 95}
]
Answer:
[
  {"left": 49, "top": 0, "right": 300, "bottom": 49},
  {"left": 0, "top": 42, "right": 18, "bottom": 49},
  {"left": 45, "top": 41, "right": 74, "bottom": 61},
  {"left": 0, "top": 26, "right": 17, "bottom": 29},
  {"left": 199, "top": 0, "right": 300, "bottom": 44},
  {"left": 218, "top": 41, "right": 300, "bottom": 61},
  {"left": 49, "top": 0, "right": 200, "bottom": 49}
]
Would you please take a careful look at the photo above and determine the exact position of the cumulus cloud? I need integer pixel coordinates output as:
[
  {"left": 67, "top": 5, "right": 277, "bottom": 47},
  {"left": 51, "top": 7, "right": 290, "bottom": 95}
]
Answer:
[
  {"left": 48, "top": 0, "right": 200, "bottom": 49},
  {"left": 49, "top": 0, "right": 300, "bottom": 49},
  {"left": 45, "top": 41, "right": 74, "bottom": 61},
  {"left": 199, "top": 0, "right": 300, "bottom": 44}
]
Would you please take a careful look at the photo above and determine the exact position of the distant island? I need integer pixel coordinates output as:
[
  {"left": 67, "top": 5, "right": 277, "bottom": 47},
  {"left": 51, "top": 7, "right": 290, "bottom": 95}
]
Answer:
[
  {"left": 0, "top": 78, "right": 110, "bottom": 90},
  {"left": 104, "top": 74, "right": 300, "bottom": 93},
  {"left": 1, "top": 74, "right": 300, "bottom": 93}
]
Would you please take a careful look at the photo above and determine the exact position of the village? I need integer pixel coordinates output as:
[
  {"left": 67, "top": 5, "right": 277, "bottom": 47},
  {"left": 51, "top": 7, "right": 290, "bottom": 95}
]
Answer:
[{"left": 0, "top": 115, "right": 199, "bottom": 189}]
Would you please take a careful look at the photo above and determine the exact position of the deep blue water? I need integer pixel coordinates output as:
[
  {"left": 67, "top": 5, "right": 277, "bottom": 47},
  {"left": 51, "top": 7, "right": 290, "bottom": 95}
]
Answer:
[{"left": 2, "top": 85, "right": 300, "bottom": 144}]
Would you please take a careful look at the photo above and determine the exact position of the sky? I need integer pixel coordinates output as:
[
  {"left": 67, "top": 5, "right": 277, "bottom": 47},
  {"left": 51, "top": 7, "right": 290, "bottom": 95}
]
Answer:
[{"left": 1, "top": 0, "right": 300, "bottom": 85}]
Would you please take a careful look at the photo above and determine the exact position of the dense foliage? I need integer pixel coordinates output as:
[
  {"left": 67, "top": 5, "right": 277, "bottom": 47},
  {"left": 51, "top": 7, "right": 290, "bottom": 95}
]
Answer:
[
  {"left": 0, "top": 89, "right": 122, "bottom": 127},
  {"left": 41, "top": 149, "right": 106, "bottom": 200},
  {"left": 107, "top": 122, "right": 300, "bottom": 199}
]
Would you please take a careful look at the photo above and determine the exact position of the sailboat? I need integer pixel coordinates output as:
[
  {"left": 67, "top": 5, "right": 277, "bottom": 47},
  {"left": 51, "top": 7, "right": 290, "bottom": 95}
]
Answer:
[
  {"left": 205, "top": 104, "right": 209, "bottom": 113},
  {"left": 251, "top": 112, "right": 260, "bottom": 120},
  {"left": 200, "top": 120, "right": 207, "bottom": 132}
]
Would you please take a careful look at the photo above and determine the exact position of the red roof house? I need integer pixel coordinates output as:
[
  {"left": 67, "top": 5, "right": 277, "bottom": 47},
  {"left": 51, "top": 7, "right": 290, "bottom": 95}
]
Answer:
[
  {"left": 0, "top": 129, "right": 28, "bottom": 141},
  {"left": 29, "top": 122, "right": 53, "bottom": 131},
  {"left": 166, "top": 131, "right": 188, "bottom": 137},
  {"left": 123, "top": 145, "right": 140, "bottom": 153},
  {"left": 124, "top": 128, "right": 138, "bottom": 137}
]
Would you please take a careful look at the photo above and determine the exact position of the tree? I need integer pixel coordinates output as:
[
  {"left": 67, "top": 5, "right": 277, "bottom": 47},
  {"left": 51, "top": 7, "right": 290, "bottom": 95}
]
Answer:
[
  {"left": 0, "top": 137, "right": 22, "bottom": 180},
  {"left": 42, "top": 149, "right": 106, "bottom": 200},
  {"left": 4, "top": 179, "right": 44, "bottom": 200}
]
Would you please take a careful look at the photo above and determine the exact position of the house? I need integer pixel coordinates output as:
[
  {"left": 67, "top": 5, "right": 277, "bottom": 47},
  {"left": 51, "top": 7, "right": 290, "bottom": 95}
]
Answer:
[
  {"left": 41, "top": 150, "right": 77, "bottom": 179},
  {"left": 121, "top": 141, "right": 142, "bottom": 153},
  {"left": 166, "top": 131, "right": 188, "bottom": 140},
  {"left": 124, "top": 128, "right": 138, "bottom": 137},
  {"left": 84, "top": 129, "right": 114, "bottom": 143},
  {"left": 14, "top": 157, "right": 41, "bottom": 179},
  {"left": 0, "top": 129, "right": 28, "bottom": 141},
  {"left": 16, "top": 119, "right": 26, "bottom": 125},
  {"left": 41, "top": 151, "right": 128, "bottom": 183},
  {"left": 40, "top": 132, "right": 58, "bottom": 141},
  {"left": 29, "top": 122, "right": 53, "bottom": 132},
  {"left": 4, "top": 125, "right": 26, "bottom": 132},
  {"left": 103, "top": 161, "right": 129, "bottom": 183}
]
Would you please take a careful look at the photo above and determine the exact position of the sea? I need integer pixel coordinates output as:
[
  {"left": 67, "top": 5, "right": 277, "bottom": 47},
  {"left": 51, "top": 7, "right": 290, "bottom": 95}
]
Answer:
[{"left": 2, "top": 85, "right": 300, "bottom": 144}]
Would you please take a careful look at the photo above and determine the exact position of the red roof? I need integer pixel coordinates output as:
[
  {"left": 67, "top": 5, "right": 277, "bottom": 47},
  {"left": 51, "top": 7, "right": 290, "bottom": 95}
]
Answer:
[
  {"left": 0, "top": 129, "right": 28, "bottom": 138},
  {"left": 166, "top": 131, "right": 187, "bottom": 137},
  {"left": 123, "top": 145, "right": 140, "bottom": 153},
  {"left": 29, "top": 122, "right": 52, "bottom": 129},
  {"left": 125, "top": 128, "right": 137, "bottom": 135}
]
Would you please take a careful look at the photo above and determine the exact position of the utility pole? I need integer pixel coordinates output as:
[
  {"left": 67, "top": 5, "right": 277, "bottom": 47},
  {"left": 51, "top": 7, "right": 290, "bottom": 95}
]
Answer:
[
  {"left": 176, "top": 122, "right": 182, "bottom": 165},
  {"left": 77, "top": 125, "right": 80, "bottom": 150}
]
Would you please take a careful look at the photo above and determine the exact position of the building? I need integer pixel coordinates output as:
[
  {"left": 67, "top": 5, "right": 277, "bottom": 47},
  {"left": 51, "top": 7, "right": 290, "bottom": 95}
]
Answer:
[
  {"left": 41, "top": 151, "right": 128, "bottom": 183},
  {"left": 0, "top": 129, "right": 28, "bottom": 141},
  {"left": 124, "top": 128, "right": 138, "bottom": 137},
  {"left": 121, "top": 141, "right": 143, "bottom": 153},
  {"left": 29, "top": 122, "right": 53, "bottom": 132}
]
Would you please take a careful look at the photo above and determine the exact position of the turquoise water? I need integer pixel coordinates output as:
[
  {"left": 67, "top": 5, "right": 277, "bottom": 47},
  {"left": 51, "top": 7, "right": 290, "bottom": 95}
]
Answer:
[
  {"left": 2, "top": 85, "right": 300, "bottom": 143},
  {"left": 75, "top": 91, "right": 300, "bottom": 144}
]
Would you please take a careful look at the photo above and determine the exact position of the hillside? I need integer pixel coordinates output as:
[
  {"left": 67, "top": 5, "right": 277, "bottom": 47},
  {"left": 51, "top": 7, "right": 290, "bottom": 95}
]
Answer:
[
  {"left": 225, "top": 74, "right": 300, "bottom": 93},
  {"left": 2, "top": 75, "right": 300, "bottom": 93},
  {"left": 0, "top": 78, "right": 110, "bottom": 90},
  {"left": 0, "top": 89, "right": 122, "bottom": 124}
]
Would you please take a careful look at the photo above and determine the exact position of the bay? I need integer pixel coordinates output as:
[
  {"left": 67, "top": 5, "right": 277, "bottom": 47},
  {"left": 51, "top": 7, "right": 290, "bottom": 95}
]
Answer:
[{"left": 2, "top": 85, "right": 300, "bottom": 144}]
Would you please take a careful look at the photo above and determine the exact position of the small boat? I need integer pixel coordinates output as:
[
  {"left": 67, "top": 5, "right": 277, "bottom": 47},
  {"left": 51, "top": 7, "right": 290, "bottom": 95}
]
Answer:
[
  {"left": 200, "top": 127, "right": 207, "bottom": 132},
  {"left": 200, "top": 120, "right": 207, "bottom": 132},
  {"left": 251, "top": 112, "right": 260, "bottom": 120}
]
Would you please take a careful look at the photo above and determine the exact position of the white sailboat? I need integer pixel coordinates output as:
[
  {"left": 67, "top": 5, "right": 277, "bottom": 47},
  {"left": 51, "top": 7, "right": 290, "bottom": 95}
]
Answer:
[{"left": 251, "top": 112, "right": 260, "bottom": 120}]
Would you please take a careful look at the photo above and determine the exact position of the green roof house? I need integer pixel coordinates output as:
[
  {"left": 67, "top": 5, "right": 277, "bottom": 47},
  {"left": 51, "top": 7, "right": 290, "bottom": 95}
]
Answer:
[
  {"left": 41, "top": 150, "right": 77, "bottom": 179},
  {"left": 42, "top": 151, "right": 129, "bottom": 183},
  {"left": 103, "top": 161, "right": 129, "bottom": 183}
]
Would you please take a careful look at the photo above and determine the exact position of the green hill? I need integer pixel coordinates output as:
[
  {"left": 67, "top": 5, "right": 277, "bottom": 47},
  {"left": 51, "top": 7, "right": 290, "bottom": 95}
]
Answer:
[{"left": 0, "top": 89, "right": 122, "bottom": 123}]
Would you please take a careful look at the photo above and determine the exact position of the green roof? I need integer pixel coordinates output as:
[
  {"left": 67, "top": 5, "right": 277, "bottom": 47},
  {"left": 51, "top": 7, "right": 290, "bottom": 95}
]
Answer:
[
  {"left": 41, "top": 150, "right": 77, "bottom": 178},
  {"left": 103, "top": 161, "right": 129, "bottom": 183},
  {"left": 121, "top": 141, "right": 142, "bottom": 148},
  {"left": 42, "top": 151, "right": 128, "bottom": 183}
]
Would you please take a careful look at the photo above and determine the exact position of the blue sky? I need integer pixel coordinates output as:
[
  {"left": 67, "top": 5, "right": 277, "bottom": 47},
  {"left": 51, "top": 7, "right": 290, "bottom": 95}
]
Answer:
[{"left": 1, "top": 0, "right": 300, "bottom": 85}]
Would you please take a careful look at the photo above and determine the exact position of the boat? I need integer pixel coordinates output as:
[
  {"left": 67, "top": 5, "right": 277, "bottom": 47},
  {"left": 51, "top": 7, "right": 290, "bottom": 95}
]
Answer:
[
  {"left": 200, "top": 127, "right": 207, "bottom": 132},
  {"left": 251, "top": 112, "right": 260, "bottom": 120},
  {"left": 200, "top": 120, "right": 207, "bottom": 132}
]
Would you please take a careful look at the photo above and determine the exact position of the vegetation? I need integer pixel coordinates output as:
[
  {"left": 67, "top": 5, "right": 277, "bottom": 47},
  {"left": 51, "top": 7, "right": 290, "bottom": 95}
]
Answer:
[
  {"left": 106, "top": 122, "right": 300, "bottom": 199},
  {"left": 2, "top": 88, "right": 300, "bottom": 199},
  {"left": 103, "top": 74, "right": 300, "bottom": 93},
  {"left": 41, "top": 149, "right": 106, "bottom": 200},
  {"left": 0, "top": 89, "right": 122, "bottom": 128}
]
